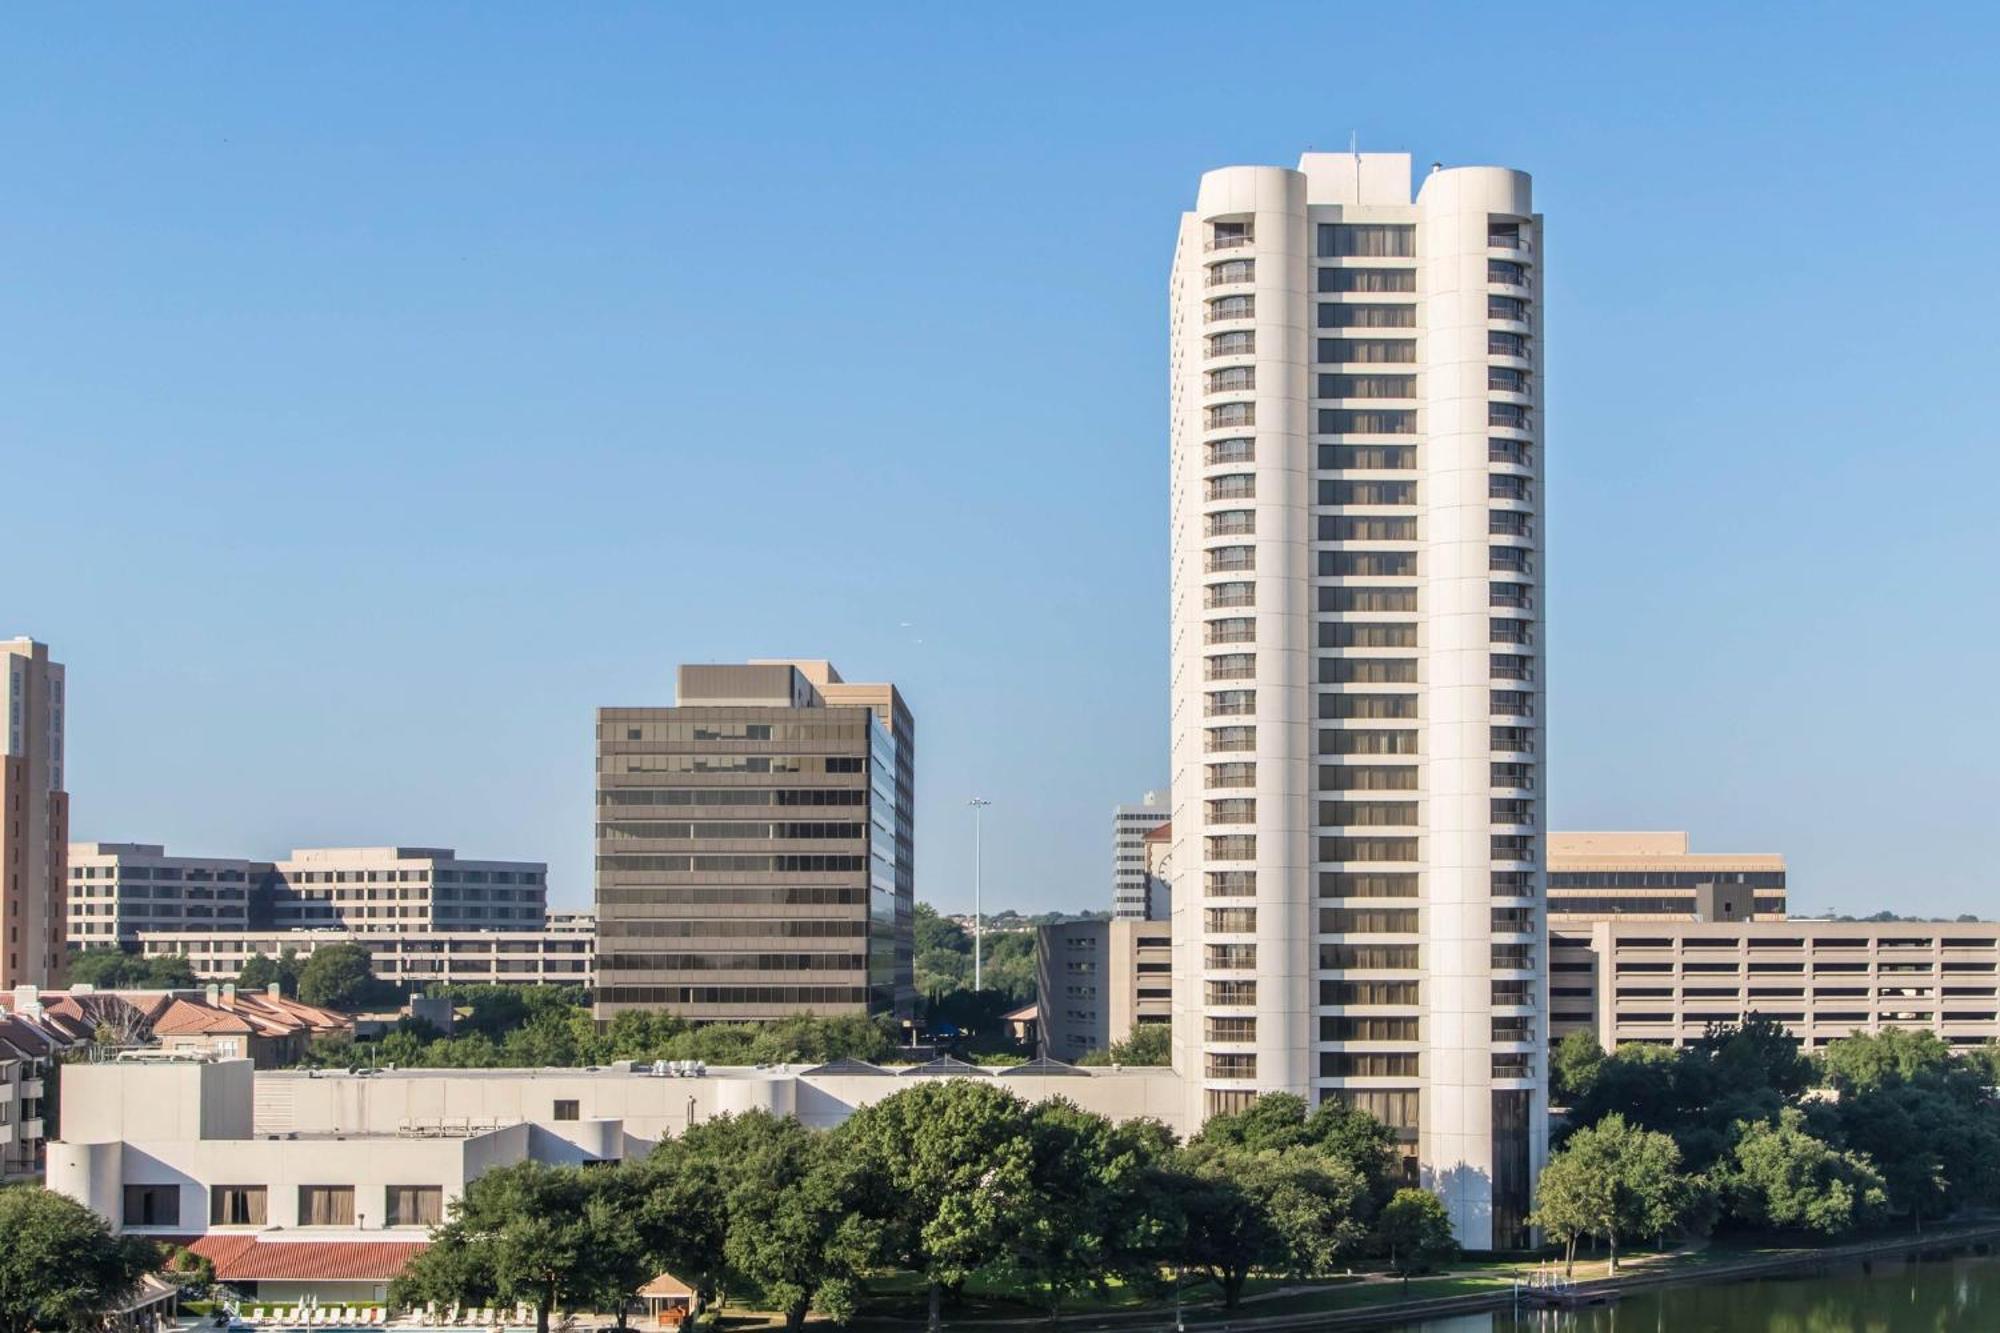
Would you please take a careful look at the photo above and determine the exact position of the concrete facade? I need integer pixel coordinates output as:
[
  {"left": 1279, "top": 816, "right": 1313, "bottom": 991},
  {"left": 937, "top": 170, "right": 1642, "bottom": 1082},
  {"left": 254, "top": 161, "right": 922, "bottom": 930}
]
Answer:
[
  {"left": 595, "top": 661, "right": 915, "bottom": 1021},
  {"left": 262, "top": 847, "right": 547, "bottom": 933},
  {"left": 2, "top": 639, "right": 67, "bottom": 990},
  {"left": 1549, "top": 831, "right": 1786, "bottom": 923},
  {"left": 1112, "top": 793, "right": 1172, "bottom": 920},
  {"left": 137, "top": 928, "right": 594, "bottom": 988},
  {"left": 1167, "top": 153, "right": 1547, "bottom": 1247},
  {"left": 68, "top": 844, "right": 264, "bottom": 946},
  {"left": 1550, "top": 918, "right": 2000, "bottom": 1054},
  {"left": 1035, "top": 918, "right": 1174, "bottom": 1061}
]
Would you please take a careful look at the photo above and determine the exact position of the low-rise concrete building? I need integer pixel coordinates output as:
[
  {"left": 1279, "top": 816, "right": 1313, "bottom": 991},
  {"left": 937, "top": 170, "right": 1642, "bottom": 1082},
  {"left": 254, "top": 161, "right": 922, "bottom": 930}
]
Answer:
[
  {"left": 1551, "top": 918, "right": 2000, "bottom": 1054},
  {"left": 1035, "top": 919, "right": 1172, "bottom": 1061},
  {"left": 50, "top": 1054, "right": 1185, "bottom": 1299},
  {"left": 137, "top": 928, "right": 595, "bottom": 989},
  {"left": 68, "top": 844, "right": 266, "bottom": 947},
  {"left": 263, "top": 847, "right": 548, "bottom": 933}
]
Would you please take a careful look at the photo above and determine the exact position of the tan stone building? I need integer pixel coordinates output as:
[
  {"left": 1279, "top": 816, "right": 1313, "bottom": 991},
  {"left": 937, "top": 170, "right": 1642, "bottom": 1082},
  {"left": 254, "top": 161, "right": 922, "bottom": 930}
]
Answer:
[
  {"left": 1554, "top": 918, "right": 2000, "bottom": 1054},
  {"left": 1035, "top": 918, "right": 1172, "bottom": 1061},
  {"left": 1548, "top": 832, "right": 1999, "bottom": 1056},
  {"left": 2, "top": 639, "right": 67, "bottom": 990},
  {"left": 1549, "top": 831, "right": 1786, "bottom": 923},
  {"left": 594, "top": 661, "right": 914, "bottom": 1021}
]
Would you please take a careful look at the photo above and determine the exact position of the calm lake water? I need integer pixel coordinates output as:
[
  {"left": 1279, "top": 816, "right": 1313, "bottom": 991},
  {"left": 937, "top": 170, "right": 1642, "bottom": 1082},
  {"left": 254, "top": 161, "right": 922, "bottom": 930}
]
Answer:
[{"left": 1389, "top": 1250, "right": 2000, "bottom": 1332}]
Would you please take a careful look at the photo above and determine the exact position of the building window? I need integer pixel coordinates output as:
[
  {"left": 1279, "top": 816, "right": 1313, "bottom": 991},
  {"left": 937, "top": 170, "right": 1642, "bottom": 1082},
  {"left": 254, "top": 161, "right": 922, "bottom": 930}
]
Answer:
[
  {"left": 298, "top": 1186, "right": 356, "bottom": 1227},
  {"left": 1318, "top": 305, "right": 1416, "bottom": 330},
  {"left": 1319, "top": 374, "right": 1416, "bottom": 399},
  {"left": 1317, "top": 224, "right": 1415, "bottom": 258},
  {"left": 1319, "top": 409, "right": 1416, "bottom": 434},
  {"left": 553, "top": 1099, "right": 581, "bottom": 1121},
  {"left": 1205, "top": 436, "right": 1255, "bottom": 465},
  {"left": 1206, "top": 1052, "right": 1259, "bottom": 1080},
  {"left": 1321, "top": 479, "right": 1416, "bottom": 507},
  {"left": 1207, "top": 1016, "right": 1258, "bottom": 1043},
  {"left": 123, "top": 1185, "right": 180, "bottom": 1228},
  {"left": 1322, "top": 447, "right": 1417, "bottom": 476},
  {"left": 1206, "top": 295, "right": 1256, "bottom": 323},
  {"left": 210, "top": 1185, "right": 267, "bottom": 1226},
  {"left": 1318, "top": 267, "right": 1416, "bottom": 293},
  {"left": 1318, "top": 337, "right": 1416, "bottom": 364},
  {"left": 1320, "top": 1051, "right": 1420, "bottom": 1077},
  {"left": 388, "top": 1185, "right": 444, "bottom": 1227}
]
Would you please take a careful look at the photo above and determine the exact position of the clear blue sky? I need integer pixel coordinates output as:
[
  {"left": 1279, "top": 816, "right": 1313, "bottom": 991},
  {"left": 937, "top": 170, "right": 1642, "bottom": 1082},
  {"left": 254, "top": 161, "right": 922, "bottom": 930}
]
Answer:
[{"left": 5, "top": 4, "right": 1997, "bottom": 918}]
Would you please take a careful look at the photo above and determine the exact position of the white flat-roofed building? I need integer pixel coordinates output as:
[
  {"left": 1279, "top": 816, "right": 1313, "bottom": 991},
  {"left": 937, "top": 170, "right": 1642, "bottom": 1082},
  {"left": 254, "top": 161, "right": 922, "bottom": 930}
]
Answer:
[
  {"left": 1168, "top": 151, "right": 1547, "bottom": 1247},
  {"left": 50, "top": 1055, "right": 1185, "bottom": 1299},
  {"left": 264, "top": 847, "right": 547, "bottom": 933},
  {"left": 68, "top": 844, "right": 267, "bottom": 947},
  {"left": 136, "top": 927, "right": 594, "bottom": 989}
]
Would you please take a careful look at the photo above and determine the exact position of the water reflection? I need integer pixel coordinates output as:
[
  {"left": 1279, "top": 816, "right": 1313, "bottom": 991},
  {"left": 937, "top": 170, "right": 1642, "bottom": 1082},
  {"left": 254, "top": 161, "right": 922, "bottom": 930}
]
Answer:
[{"left": 1388, "top": 1253, "right": 1997, "bottom": 1333}]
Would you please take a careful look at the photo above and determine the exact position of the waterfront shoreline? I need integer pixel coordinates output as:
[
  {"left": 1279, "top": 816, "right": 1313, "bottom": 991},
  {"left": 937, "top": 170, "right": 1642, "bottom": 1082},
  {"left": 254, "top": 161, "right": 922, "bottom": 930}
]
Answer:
[{"left": 841, "top": 1220, "right": 2000, "bottom": 1332}]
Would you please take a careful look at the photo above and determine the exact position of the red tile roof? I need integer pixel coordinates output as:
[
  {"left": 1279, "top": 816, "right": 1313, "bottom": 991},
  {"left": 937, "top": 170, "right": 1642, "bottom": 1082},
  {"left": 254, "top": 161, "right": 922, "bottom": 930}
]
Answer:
[{"left": 185, "top": 1236, "right": 429, "bottom": 1282}]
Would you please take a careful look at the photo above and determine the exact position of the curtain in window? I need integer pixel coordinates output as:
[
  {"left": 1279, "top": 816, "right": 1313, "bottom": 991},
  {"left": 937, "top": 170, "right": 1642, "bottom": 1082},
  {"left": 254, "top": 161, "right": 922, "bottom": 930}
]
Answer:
[{"left": 299, "top": 1186, "right": 356, "bottom": 1227}]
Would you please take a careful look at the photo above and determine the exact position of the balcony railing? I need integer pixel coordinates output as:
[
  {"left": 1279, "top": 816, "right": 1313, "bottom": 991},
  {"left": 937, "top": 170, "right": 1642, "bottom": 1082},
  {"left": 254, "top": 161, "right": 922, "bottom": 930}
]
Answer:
[{"left": 1206, "top": 232, "right": 1254, "bottom": 252}]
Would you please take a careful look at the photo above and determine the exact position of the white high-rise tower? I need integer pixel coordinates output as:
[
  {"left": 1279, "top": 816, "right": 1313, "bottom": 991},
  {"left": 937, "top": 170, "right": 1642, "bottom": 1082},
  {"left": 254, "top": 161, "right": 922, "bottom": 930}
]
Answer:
[{"left": 1167, "top": 153, "right": 1547, "bottom": 1248}]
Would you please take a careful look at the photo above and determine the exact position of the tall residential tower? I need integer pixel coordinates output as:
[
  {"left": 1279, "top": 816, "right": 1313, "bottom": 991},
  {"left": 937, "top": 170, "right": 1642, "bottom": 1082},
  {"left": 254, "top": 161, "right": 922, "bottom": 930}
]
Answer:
[
  {"left": 1167, "top": 154, "right": 1546, "bottom": 1247},
  {"left": 2, "top": 639, "right": 68, "bottom": 990}
]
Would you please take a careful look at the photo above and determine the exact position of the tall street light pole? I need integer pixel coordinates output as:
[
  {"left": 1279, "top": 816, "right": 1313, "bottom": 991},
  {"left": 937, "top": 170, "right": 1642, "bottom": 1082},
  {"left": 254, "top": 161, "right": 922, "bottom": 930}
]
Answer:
[{"left": 968, "top": 797, "right": 992, "bottom": 991}]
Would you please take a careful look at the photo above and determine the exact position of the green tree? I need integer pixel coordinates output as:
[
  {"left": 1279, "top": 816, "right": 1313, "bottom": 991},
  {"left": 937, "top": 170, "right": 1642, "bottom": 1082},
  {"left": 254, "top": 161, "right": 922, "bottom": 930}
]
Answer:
[
  {"left": 1820, "top": 1028, "right": 1954, "bottom": 1094},
  {"left": 1377, "top": 1189, "right": 1458, "bottom": 1277},
  {"left": 1077, "top": 1023, "right": 1172, "bottom": 1067},
  {"left": 1173, "top": 1142, "right": 1370, "bottom": 1307},
  {"left": 991, "top": 1100, "right": 1175, "bottom": 1315},
  {"left": 1550, "top": 1030, "right": 1606, "bottom": 1106},
  {"left": 716, "top": 1115, "right": 878, "bottom": 1330},
  {"left": 1719, "top": 1108, "right": 1887, "bottom": 1235},
  {"left": 65, "top": 949, "right": 197, "bottom": 991},
  {"left": 1193, "top": 1092, "right": 1398, "bottom": 1210},
  {"left": 0, "top": 1186, "right": 152, "bottom": 1333},
  {"left": 297, "top": 942, "right": 385, "bottom": 1011},
  {"left": 1531, "top": 1113, "right": 1699, "bottom": 1274},
  {"left": 236, "top": 949, "right": 301, "bottom": 997},
  {"left": 844, "top": 1079, "right": 1035, "bottom": 1333},
  {"left": 390, "top": 1163, "right": 649, "bottom": 1333}
]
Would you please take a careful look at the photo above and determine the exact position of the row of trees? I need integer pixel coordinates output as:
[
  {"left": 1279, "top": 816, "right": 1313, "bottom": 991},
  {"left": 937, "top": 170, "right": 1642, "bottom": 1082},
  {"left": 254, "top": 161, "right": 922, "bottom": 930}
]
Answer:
[
  {"left": 398, "top": 1083, "right": 1451, "bottom": 1333},
  {"left": 300, "top": 984, "right": 903, "bottom": 1070},
  {"left": 1537, "top": 1022, "right": 2000, "bottom": 1267}
]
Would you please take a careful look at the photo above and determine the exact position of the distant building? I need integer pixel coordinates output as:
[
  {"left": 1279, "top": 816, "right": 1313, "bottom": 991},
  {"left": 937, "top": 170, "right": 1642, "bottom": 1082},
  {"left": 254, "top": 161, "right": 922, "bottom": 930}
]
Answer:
[
  {"left": 68, "top": 844, "right": 265, "bottom": 947},
  {"left": 1550, "top": 918, "right": 2000, "bottom": 1056},
  {"left": 2, "top": 639, "right": 68, "bottom": 989},
  {"left": 1035, "top": 918, "right": 1172, "bottom": 1061},
  {"left": 1112, "top": 793, "right": 1172, "bottom": 920},
  {"left": 262, "top": 847, "right": 547, "bottom": 932},
  {"left": 1549, "top": 831, "right": 1786, "bottom": 923},
  {"left": 138, "top": 927, "right": 594, "bottom": 990},
  {"left": 149, "top": 985, "right": 352, "bottom": 1067},
  {"left": 594, "top": 660, "right": 915, "bottom": 1021}
]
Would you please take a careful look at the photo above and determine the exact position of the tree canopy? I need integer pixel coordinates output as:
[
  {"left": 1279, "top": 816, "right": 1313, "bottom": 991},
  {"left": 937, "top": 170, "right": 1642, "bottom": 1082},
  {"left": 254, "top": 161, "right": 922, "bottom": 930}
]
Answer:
[
  {"left": 64, "top": 949, "right": 196, "bottom": 991},
  {"left": 297, "top": 943, "right": 393, "bottom": 1012},
  {"left": 391, "top": 1163, "right": 651, "bottom": 1333},
  {"left": 0, "top": 1187, "right": 153, "bottom": 1333}
]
